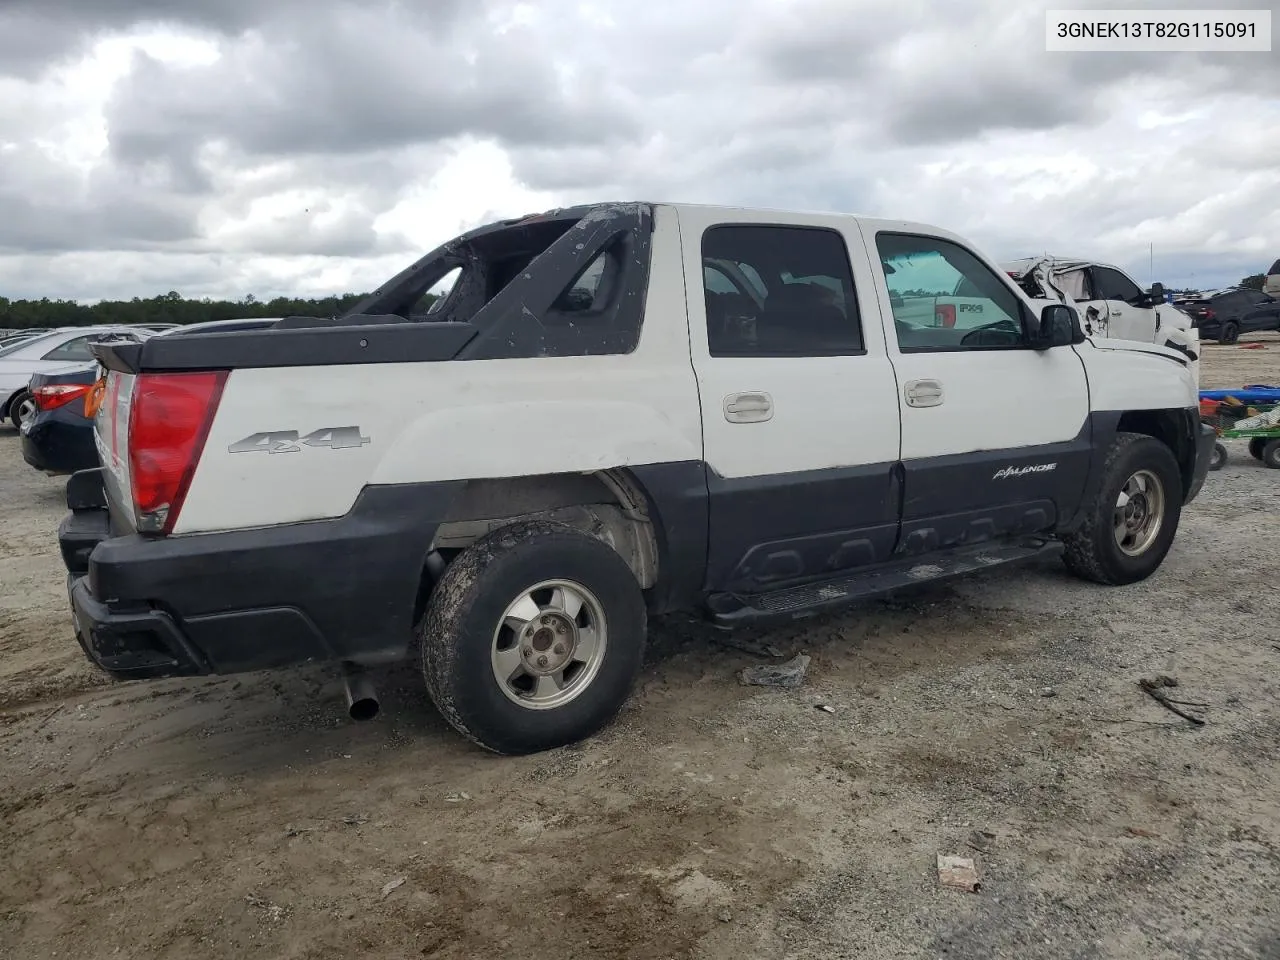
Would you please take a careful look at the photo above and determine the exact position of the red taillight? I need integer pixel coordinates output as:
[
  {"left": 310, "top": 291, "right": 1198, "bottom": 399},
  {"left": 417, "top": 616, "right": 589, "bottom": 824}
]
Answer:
[
  {"left": 127, "top": 371, "right": 227, "bottom": 535},
  {"left": 935, "top": 303, "right": 957, "bottom": 328},
  {"left": 32, "top": 383, "right": 92, "bottom": 412},
  {"left": 1202, "top": 308, "right": 1215, "bottom": 320}
]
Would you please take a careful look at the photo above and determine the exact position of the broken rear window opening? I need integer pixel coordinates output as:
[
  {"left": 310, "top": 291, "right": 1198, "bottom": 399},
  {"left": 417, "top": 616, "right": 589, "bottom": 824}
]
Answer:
[{"left": 344, "top": 203, "right": 655, "bottom": 360}]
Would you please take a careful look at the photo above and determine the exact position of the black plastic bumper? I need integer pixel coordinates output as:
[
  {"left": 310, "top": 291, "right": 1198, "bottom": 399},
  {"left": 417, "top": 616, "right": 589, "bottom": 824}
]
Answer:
[
  {"left": 1186, "top": 421, "right": 1216, "bottom": 504},
  {"left": 22, "top": 413, "right": 99, "bottom": 476},
  {"left": 59, "top": 468, "right": 463, "bottom": 679}
]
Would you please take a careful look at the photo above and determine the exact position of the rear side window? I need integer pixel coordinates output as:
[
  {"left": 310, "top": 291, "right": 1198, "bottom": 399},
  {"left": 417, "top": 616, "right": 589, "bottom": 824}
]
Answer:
[
  {"left": 1092, "top": 267, "right": 1144, "bottom": 304},
  {"left": 42, "top": 335, "right": 98, "bottom": 361},
  {"left": 701, "top": 225, "right": 864, "bottom": 357},
  {"left": 1268, "top": 259, "right": 1280, "bottom": 274}
]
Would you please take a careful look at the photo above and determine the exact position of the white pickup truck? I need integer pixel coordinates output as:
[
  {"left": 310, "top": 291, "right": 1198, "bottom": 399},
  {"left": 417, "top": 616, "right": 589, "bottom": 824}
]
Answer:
[
  {"left": 1001, "top": 256, "right": 1201, "bottom": 383},
  {"left": 59, "top": 202, "right": 1215, "bottom": 754}
]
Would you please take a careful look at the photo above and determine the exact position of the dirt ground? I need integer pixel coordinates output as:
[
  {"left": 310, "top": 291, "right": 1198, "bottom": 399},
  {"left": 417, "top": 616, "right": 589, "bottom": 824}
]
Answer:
[{"left": 2, "top": 336, "right": 1278, "bottom": 960}]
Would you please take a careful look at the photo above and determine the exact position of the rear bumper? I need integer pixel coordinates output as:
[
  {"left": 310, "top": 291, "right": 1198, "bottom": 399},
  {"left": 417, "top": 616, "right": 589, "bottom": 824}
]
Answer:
[
  {"left": 22, "top": 414, "right": 98, "bottom": 475},
  {"left": 1185, "top": 421, "right": 1216, "bottom": 505},
  {"left": 60, "top": 468, "right": 463, "bottom": 679}
]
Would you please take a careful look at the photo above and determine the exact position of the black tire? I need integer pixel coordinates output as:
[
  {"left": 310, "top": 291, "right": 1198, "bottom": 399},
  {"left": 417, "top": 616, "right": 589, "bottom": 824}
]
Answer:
[
  {"left": 1062, "top": 432, "right": 1183, "bottom": 586},
  {"left": 418, "top": 520, "right": 647, "bottom": 755},
  {"left": 1249, "top": 438, "right": 1267, "bottom": 461},
  {"left": 1263, "top": 440, "right": 1280, "bottom": 470},
  {"left": 1219, "top": 322, "right": 1239, "bottom": 345},
  {"left": 7, "top": 390, "right": 31, "bottom": 429},
  {"left": 1209, "top": 442, "right": 1227, "bottom": 471}
]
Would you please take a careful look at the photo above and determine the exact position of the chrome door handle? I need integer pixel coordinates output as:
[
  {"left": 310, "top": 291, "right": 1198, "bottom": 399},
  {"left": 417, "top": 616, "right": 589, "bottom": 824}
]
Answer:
[
  {"left": 904, "top": 379, "right": 943, "bottom": 408},
  {"left": 723, "top": 391, "right": 773, "bottom": 423}
]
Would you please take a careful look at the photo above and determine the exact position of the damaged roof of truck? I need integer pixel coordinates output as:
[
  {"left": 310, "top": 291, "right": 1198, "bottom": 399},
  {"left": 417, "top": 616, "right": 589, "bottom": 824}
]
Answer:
[{"left": 91, "top": 202, "right": 656, "bottom": 375}]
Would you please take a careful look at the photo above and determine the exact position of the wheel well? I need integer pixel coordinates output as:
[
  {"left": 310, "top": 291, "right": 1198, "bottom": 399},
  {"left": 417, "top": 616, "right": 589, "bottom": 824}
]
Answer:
[
  {"left": 0, "top": 388, "right": 23, "bottom": 418},
  {"left": 412, "top": 470, "right": 659, "bottom": 626},
  {"left": 1116, "top": 409, "right": 1195, "bottom": 494}
]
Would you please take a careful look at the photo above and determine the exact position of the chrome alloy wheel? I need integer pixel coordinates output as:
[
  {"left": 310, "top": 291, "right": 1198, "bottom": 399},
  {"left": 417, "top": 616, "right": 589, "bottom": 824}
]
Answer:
[
  {"left": 1114, "top": 469, "right": 1165, "bottom": 557},
  {"left": 490, "top": 580, "right": 608, "bottom": 710}
]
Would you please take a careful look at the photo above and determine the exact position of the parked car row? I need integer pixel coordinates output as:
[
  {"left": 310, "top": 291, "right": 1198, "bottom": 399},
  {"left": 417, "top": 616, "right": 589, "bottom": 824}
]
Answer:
[{"left": 4, "top": 319, "right": 280, "bottom": 476}]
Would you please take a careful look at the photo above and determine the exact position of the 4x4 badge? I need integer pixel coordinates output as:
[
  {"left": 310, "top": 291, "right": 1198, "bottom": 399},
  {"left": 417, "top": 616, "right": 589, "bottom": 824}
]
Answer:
[{"left": 228, "top": 427, "right": 370, "bottom": 455}]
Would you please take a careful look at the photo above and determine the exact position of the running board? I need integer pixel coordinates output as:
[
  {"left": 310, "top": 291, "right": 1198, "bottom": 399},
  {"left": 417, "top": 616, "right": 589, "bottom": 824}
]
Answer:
[{"left": 706, "top": 538, "right": 1062, "bottom": 627}]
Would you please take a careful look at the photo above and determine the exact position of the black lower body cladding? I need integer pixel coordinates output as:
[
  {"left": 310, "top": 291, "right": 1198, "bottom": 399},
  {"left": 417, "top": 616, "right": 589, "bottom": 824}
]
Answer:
[{"left": 63, "top": 469, "right": 464, "bottom": 678}]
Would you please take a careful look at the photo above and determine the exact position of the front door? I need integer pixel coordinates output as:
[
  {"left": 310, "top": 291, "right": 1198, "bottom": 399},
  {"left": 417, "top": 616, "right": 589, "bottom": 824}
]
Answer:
[
  {"left": 1091, "top": 266, "right": 1158, "bottom": 342},
  {"left": 679, "top": 208, "right": 903, "bottom": 594},
  {"left": 867, "top": 227, "right": 1092, "bottom": 555}
]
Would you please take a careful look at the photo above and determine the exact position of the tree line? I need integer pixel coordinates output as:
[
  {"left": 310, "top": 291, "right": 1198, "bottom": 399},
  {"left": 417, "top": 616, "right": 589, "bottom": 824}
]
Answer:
[
  {"left": 0, "top": 291, "right": 375, "bottom": 331},
  {"left": 0, "top": 273, "right": 1270, "bottom": 331}
]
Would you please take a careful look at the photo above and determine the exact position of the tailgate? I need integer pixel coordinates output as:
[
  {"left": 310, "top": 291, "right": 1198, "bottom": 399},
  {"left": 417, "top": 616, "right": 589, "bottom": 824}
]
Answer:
[{"left": 93, "top": 368, "right": 137, "bottom": 533}]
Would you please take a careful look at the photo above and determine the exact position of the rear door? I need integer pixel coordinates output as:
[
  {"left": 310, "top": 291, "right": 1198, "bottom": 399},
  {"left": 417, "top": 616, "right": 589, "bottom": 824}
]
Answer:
[
  {"left": 866, "top": 226, "right": 1091, "bottom": 554},
  {"left": 679, "top": 208, "right": 902, "bottom": 594},
  {"left": 1090, "top": 266, "right": 1158, "bottom": 342}
]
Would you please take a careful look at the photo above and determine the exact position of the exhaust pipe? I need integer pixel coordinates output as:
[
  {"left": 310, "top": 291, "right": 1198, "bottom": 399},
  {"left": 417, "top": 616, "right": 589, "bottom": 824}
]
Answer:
[{"left": 341, "top": 662, "right": 380, "bottom": 721}]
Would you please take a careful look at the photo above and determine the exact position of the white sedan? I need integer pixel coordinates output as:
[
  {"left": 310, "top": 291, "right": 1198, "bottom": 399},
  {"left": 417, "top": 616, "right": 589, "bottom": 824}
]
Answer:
[{"left": 0, "top": 326, "right": 153, "bottom": 429}]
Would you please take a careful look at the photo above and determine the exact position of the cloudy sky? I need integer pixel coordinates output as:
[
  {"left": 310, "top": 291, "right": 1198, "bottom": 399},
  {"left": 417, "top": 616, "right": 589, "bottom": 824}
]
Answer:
[{"left": 0, "top": 0, "right": 1275, "bottom": 302}]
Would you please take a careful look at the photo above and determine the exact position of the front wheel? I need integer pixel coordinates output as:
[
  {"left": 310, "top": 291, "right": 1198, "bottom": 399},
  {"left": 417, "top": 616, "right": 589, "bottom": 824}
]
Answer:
[
  {"left": 1219, "top": 322, "right": 1239, "bottom": 345},
  {"left": 1062, "top": 433, "right": 1183, "bottom": 586},
  {"left": 418, "top": 520, "right": 647, "bottom": 755}
]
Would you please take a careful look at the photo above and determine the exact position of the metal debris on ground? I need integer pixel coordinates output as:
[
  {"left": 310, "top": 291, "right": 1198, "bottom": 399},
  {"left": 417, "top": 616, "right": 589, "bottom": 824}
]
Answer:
[
  {"left": 739, "top": 654, "right": 811, "bottom": 688},
  {"left": 1138, "top": 675, "right": 1206, "bottom": 726},
  {"left": 937, "top": 854, "right": 981, "bottom": 892},
  {"left": 815, "top": 704, "right": 836, "bottom": 714},
  {"left": 381, "top": 876, "right": 407, "bottom": 897},
  {"left": 714, "top": 635, "right": 787, "bottom": 658}
]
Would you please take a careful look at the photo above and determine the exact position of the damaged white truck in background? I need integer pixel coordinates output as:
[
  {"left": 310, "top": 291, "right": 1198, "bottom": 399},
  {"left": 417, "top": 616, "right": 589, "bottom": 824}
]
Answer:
[{"left": 1002, "top": 256, "right": 1200, "bottom": 384}]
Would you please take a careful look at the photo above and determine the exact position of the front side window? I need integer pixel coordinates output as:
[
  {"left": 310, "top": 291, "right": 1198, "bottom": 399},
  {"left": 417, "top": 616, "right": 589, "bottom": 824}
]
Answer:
[
  {"left": 875, "top": 233, "right": 1025, "bottom": 352},
  {"left": 701, "top": 225, "right": 863, "bottom": 357},
  {"left": 1092, "top": 267, "right": 1144, "bottom": 304}
]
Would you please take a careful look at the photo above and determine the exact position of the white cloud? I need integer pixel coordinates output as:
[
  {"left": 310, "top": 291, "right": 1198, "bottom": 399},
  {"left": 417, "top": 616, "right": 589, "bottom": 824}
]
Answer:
[{"left": 0, "top": 0, "right": 1275, "bottom": 302}]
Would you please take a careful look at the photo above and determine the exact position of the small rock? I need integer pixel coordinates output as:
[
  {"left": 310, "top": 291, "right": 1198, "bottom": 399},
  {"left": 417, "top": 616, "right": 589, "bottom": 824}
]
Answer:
[
  {"left": 718, "top": 910, "right": 733, "bottom": 923},
  {"left": 740, "top": 654, "right": 811, "bottom": 689},
  {"left": 816, "top": 704, "right": 836, "bottom": 714},
  {"left": 445, "top": 791, "right": 472, "bottom": 803},
  {"left": 937, "top": 854, "right": 981, "bottom": 893},
  {"left": 381, "top": 876, "right": 407, "bottom": 897},
  {"left": 1040, "top": 687, "right": 1057, "bottom": 698}
]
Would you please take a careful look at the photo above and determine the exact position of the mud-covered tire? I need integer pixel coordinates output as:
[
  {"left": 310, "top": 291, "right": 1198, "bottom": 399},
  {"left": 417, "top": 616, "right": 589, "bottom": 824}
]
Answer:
[
  {"left": 418, "top": 520, "right": 647, "bottom": 755},
  {"left": 1209, "top": 442, "right": 1227, "bottom": 471},
  {"left": 1263, "top": 440, "right": 1280, "bottom": 470},
  {"left": 1062, "top": 432, "right": 1183, "bottom": 586}
]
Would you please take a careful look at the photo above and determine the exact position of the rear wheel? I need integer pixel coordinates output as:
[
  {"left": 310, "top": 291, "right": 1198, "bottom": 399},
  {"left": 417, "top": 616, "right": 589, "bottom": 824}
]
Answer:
[
  {"left": 1209, "top": 442, "right": 1227, "bottom": 471},
  {"left": 1249, "top": 438, "right": 1267, "bottom": 461},
  {"left": 1263, "top": 440, "right": 1280, "bottom": 470},
  {"left": 418, "top": 520, "right": 647, "bottom": 755},
  {"left": 1062, "top": 433, "right": 1182, "bottom": 586},
  {"left": 1219, "top": 322, "right": 1239, "bottom": 345},
  {"left": 8, "top": 390, "right": 34, "bottom": 429}
]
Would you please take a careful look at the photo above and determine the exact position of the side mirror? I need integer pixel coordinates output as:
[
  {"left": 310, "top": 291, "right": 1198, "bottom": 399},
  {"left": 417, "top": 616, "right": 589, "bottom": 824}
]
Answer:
[
  {"left": 1149, "top": 282, "right": 1165, "bottom": 300},
  {"left": 1030, "top": 304, "right": 1079, "bottom": 350}
]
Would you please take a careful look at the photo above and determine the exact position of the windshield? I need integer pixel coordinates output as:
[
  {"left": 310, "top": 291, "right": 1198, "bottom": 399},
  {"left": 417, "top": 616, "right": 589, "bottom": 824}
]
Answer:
[{"left": 0, "top": 331, "right": 60, "bottom": 358}]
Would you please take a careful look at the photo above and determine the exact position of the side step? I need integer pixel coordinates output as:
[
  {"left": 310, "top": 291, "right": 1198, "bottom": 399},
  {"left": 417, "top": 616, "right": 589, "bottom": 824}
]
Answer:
[{"left": 706, "top": 538, "right": 1062, "bottom": 627}]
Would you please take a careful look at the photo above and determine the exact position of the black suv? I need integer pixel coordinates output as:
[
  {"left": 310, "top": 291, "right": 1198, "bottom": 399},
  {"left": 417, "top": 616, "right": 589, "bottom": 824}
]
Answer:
[{"left": 1175, "top": 287, "right": 1280, "bottom": 344}]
